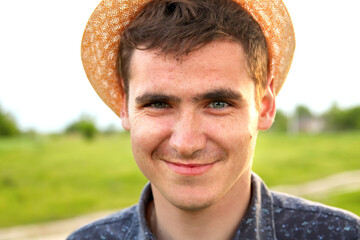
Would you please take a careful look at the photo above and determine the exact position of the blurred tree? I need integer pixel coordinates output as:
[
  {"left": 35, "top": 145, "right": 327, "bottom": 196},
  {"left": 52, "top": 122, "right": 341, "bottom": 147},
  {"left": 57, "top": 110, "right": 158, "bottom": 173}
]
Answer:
[
  {"left": 65, "top": 114, "right": 98, "bottom": 140},
  {"left": 103, "top": 123, "right": 120, "bottom": 135},
  {"left": 323, "top": 103, "right": 360, "bottom": 131},
  {"left": 295, "top": 105, "right": 313, "bottom": 119},
  {"left": 324, "top": 103, "right": 344, "bottom": 131},
  {"left": 325, "top": 104, "right": 344, "bottom": 131},
  {"left": 271, "top": 110, "right": 289, "bottom": 132},
  {"left": 0, "top": 105, "right": 20, "bottom": 136},
  {"left": 346, "top": 106, "right": 360, "bottom": 130}
]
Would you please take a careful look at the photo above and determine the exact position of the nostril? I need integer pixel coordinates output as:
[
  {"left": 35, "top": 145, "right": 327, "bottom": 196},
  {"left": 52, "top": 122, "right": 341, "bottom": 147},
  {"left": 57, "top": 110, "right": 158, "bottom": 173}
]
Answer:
[{"left": 169, "top": 130, "right": 206, "bottom": 158}]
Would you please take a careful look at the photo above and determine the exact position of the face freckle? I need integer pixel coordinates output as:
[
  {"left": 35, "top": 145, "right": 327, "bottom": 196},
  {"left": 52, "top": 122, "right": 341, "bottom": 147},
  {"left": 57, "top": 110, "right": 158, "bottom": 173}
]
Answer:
[{"left": 122, "top": 39, "right": 262, "bottom": 211}]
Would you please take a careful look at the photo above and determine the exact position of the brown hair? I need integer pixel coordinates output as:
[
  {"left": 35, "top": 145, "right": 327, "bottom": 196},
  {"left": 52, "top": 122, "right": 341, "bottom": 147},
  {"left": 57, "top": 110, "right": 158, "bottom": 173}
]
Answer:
[{"left": 118, "top": 0, "right": 268, "bottom": 100}]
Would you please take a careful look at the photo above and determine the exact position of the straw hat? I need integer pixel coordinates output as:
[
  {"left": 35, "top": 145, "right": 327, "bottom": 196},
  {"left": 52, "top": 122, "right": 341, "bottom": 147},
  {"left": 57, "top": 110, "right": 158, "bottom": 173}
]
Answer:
[{"left": 81, "top": 0, "right": 295, "bottom": 117}]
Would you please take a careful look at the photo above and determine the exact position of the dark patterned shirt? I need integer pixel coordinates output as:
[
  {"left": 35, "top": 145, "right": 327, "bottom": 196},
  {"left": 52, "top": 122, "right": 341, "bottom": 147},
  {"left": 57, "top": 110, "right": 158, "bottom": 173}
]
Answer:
[{"left": 67, "top": 173, "right": 360, "bottom": 240}]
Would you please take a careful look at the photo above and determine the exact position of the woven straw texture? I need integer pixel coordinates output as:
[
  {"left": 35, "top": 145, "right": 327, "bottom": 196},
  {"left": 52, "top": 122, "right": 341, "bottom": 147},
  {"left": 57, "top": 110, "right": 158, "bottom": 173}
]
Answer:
[{"left": 81, "top": 0, "right": 295, "bottom": 116}]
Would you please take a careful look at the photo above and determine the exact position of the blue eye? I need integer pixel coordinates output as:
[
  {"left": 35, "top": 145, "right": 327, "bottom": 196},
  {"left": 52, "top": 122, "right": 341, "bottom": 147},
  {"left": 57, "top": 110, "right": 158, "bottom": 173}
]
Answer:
[
  {"left": 208, "top": 101, "right": 229, "bottom": 109},
  {"left": 150, "top": 102, "right": 169, "bottom": 108}
]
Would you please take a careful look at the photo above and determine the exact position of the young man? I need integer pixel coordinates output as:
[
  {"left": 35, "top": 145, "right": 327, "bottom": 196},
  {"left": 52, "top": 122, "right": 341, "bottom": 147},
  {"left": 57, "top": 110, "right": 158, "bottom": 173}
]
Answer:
[{"left": 68, "top": 0, "right": 360, "bottom": 239}]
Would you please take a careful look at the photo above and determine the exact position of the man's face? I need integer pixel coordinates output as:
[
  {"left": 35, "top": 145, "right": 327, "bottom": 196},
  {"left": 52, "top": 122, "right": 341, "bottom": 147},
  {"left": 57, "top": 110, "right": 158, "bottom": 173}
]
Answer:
[{"left": 121, "top": 40, "right": 274, "bottom": 211}]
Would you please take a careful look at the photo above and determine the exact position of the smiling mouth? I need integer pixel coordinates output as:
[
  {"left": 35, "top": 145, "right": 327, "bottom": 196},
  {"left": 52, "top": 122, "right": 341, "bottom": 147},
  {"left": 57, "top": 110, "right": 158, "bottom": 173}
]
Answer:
[{"left": 165, "top": 161, "right": 216, "bottom": 176}]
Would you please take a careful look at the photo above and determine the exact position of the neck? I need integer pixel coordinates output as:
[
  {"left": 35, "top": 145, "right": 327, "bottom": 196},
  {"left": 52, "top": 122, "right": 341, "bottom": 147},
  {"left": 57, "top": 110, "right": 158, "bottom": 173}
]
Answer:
[{"left": 147, "top": 171, "right": 252, "bottom": 240}]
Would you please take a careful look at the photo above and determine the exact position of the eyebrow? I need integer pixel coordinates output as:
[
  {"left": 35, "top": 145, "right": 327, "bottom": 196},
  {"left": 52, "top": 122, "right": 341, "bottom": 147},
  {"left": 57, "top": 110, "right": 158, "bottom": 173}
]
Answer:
[
  {"left": 135, "top": 93, "right": 181, "bottom": 105},
  {"left": 135, "top": 88, "right": 242, "bottom": 105},
  {"left": 193, "top": 88, "right": 243, "bottom": 102}
]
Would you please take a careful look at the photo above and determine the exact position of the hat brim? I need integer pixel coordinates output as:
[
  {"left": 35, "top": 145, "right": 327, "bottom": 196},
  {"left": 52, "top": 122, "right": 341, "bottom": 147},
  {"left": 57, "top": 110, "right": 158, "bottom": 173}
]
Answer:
[{"left": 81, "top": 0, "right": 295, "bottom": 117}]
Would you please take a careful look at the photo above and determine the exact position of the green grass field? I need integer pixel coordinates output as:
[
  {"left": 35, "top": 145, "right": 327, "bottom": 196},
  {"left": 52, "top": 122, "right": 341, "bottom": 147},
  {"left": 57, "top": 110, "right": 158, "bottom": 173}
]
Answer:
[{"left": 0, "top": 132, "right": 359, "bottom": 228}]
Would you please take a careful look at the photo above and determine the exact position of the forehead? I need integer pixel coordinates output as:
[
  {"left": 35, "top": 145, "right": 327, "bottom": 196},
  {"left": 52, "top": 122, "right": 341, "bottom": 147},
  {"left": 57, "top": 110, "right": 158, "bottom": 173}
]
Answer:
[{"left": 127, "top": 40, "right": 253, "bottom": 97}]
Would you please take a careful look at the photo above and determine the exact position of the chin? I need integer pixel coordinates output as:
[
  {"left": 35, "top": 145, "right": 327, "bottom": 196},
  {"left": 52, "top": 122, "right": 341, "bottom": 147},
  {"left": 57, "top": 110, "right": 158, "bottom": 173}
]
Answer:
[
  {"left": 160, "top": 181, "right": 226, "bottom": 212},
  {"left": 168, "top": 194, "right": 218, "bottom": 212}
]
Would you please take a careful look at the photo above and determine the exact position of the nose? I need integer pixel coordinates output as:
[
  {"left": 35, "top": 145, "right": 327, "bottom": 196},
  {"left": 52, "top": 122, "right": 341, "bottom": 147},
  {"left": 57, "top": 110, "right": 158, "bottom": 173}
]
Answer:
[{"left": 169, "top": 111, "right": 206, "bottom": 158}]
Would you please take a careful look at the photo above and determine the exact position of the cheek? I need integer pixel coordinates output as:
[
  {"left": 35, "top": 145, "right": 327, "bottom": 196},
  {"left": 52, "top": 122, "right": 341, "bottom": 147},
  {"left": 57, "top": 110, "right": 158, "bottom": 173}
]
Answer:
[
  {"left": 204, "top": 111, "right": 258, "bottom": 160},
  {"left": 129, "top": 115, "right": 173, "bottom": 160},
  {"left": 206, "top": 112, "right": 255, "bottom": 141}
]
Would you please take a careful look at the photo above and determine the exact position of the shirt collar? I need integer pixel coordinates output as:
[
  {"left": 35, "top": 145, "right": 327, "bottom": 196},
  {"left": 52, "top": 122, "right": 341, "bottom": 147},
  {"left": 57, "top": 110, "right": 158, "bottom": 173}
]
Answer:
[
  {"left": 232, "top": 173, "right": 277, "bottom": 239},
  {"left": 137, "top": 182, "right": 156, "bottom": 239}
]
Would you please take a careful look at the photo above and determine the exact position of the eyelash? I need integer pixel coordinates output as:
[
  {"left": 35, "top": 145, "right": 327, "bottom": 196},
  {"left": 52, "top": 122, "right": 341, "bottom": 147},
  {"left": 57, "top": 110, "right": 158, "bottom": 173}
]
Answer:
[
  {"left": 144, "top": 100, "right": 232, "bottom": 110},
  {"left": 145, "top": 102, "right": 170, "bottom": 109}
]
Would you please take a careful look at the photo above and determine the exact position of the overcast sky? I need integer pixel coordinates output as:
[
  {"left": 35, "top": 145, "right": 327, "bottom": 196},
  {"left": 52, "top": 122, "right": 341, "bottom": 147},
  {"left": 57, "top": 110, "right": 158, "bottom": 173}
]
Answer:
[{"left": 0, "top": 0, "right": 359, "bottom": 133}]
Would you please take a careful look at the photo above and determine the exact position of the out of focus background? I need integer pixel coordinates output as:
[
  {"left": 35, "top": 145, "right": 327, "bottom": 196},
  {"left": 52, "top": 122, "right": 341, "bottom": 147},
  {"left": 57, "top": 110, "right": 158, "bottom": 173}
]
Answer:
[{"left": 0, "top": 0, "right": 359, "bottom": 239}]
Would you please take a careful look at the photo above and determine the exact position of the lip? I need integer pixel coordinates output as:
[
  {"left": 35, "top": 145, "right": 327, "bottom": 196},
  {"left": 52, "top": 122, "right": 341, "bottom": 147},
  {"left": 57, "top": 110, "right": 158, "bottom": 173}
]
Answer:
[{"left": 165, "top": 161, "right": 216, "bottom": 176}]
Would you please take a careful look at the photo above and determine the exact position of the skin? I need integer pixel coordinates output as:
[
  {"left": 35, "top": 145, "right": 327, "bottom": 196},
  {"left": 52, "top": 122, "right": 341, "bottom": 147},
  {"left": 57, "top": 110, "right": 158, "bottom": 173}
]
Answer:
[{"left": 121, "top": 39, "right": 276, "bottom": 240}]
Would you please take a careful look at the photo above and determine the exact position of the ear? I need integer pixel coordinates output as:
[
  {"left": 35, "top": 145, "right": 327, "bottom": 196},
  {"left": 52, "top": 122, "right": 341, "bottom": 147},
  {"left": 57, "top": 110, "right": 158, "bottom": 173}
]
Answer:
[
  {"left": 120, "top": 91, "right": 130, "bottom": 131},
  {"left": 258, "top": 78, "right": 276, "bottom": 130}
]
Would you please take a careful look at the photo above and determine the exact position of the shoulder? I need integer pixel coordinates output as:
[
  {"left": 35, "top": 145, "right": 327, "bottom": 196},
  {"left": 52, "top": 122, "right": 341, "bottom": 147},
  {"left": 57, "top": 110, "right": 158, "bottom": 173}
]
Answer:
[
  {"left": 66, "top": 205, "right": 139, "bottom": 240},
  {"left": 271, "top": 191, "right": 360, "bottom": 239}
]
